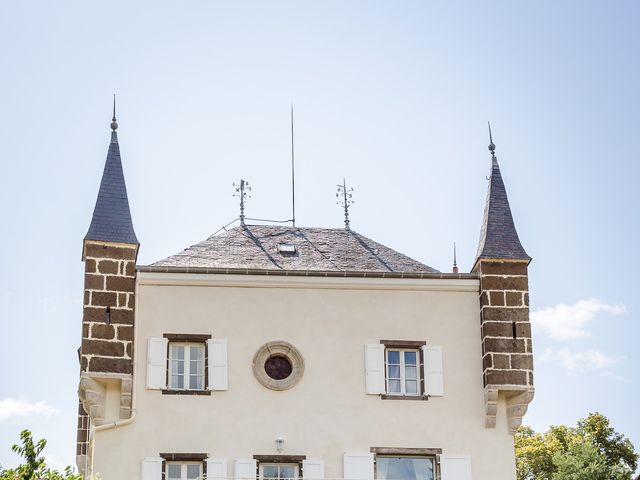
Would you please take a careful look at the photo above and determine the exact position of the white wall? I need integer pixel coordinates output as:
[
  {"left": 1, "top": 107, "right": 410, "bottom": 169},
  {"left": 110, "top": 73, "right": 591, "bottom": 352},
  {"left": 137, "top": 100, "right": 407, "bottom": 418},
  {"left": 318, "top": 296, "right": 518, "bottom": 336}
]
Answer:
[{"left": 92, "top": 273, "right": 517, "bottom": 480}]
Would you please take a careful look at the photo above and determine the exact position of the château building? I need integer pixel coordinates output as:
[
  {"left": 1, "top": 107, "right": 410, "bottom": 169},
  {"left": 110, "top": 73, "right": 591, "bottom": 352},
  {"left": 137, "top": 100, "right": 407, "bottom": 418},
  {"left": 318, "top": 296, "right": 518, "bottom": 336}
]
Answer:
[{"left": 76, "top": 111, "right": 534, "bottom": 480}]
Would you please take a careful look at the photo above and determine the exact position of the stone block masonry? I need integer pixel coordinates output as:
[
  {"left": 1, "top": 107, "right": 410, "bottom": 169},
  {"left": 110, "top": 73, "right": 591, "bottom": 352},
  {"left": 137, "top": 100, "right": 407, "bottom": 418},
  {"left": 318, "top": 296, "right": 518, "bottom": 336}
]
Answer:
[
  {"left": 474, "top": 258, "right": 535, "bottom": 433},
  {"left": 81, "top": 241, "right": 137, "bottom": 375},
  {"left": 76, "top": 402, "right": 89, "bottom": 457},
  {"left": 477, "top": 260, "right": 533, "bottom": 389}
]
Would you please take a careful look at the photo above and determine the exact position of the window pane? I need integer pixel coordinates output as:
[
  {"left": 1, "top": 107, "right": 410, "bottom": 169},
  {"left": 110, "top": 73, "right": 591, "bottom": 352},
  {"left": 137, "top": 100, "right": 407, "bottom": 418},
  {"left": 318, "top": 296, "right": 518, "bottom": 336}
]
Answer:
[
  {"left": 387, "top": 350, "right": 400, "bottom": 364},
  {"left": 171, "top": 374, "right": 184, "bottom": 389},
  {"left": 190, "top": 374, "right": 203, "bottom": 390},
  {"left": 171, "top": 345, "right": 185, "bottom": 360},
  {"left": 405, "top": 365, "right": 418, "bottom": 380},
  {"left": 404, "top": 351, "right": 417, "bottom": 365},
  {"left": 376, "top": 457, "right": 433, "bottom": 480},
  {"left": 388, "top": 365, "right": 401, "bottom": 379},
  {"left": 405, "top": 380, "right": 418, "bottom": 394},
  {"left": 172, "top": 359, "right": 185, "bottom": 375},
  {"left": 191, "top": 359, "right": 203, "bottom": 375},
  {"left": 187, "top": 464, "right": 201, "bottom": 479},
  {"left": 388, "top": 379, "right": 401, "bottom": 393},
  {"left": 167, "top": 464, "right": 182, "bottom": 480},
  {"left": 279, "top": 466, "right": 296, "bottom": 479},
  {"left": 263, "top": 466, "right": 279, "bottom": 479},
  {"left": 190, "top": 346, "right": 204, "bottom": 361}
]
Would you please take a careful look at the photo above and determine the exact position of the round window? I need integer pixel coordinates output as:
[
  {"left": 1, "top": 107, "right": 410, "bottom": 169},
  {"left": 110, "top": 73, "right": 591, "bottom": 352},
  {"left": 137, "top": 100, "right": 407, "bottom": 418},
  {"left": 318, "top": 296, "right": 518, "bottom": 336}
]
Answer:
[{"left": 252, "top": 341, "right": 304, "bottom": 390}]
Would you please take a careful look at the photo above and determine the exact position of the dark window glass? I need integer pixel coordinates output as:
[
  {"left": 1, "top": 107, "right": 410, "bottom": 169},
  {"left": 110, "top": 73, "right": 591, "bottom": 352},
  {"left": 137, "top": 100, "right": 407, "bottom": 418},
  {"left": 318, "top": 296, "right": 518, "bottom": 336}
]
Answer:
[{"left": 264, "top": 355, "right": 293, "bottom": 380}]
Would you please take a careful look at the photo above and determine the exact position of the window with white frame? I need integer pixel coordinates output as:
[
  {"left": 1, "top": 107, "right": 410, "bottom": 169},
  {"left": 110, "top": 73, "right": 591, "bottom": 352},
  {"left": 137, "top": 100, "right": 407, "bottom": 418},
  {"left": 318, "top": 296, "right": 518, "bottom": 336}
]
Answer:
[
  {"left": 260, "top": 463, "right": 299, "bottom": 480},
  {"left": 169, "top": 343, "right": 205, "bottom": 391},
  {"left": 167, "top": 462, "right": 203, "bottom": 480},
  {"left": 386, "top": 349, "right": 420, "bottom": 396},
  {"left": 375, "top": 456, "right": 434, "bottom": 480},
  {"left": 365, "top": 342, "right": 443, "bottom": 399}
]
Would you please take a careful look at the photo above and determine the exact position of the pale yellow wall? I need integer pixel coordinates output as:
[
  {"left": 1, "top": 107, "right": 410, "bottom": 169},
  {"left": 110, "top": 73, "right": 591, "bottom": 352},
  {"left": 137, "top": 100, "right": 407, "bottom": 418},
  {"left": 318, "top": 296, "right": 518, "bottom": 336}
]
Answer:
[{"left": 92, "top": 273, "right": 517, "bottom": 480}]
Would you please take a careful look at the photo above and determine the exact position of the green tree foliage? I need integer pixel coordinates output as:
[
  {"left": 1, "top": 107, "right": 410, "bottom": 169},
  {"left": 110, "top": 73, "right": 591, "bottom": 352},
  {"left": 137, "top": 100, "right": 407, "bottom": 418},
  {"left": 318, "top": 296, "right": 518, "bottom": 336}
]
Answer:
[
  {"left": 516, "top": 412, "right": 638, "bottom": 480},
  {"left": 0, "top": 430, "right": 81, "bottom": 480}
]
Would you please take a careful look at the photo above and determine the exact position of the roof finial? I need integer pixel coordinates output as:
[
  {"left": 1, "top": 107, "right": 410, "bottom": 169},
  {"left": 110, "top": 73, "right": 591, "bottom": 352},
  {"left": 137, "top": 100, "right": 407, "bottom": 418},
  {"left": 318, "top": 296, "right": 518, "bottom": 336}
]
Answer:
[
  {"left": 111, "top": 94, "right": 118, "bottom": 132},
  {"left": 233, "top": 179, "right": 251, "bottom": 226},
  {"left": 336, "top": 178, "right": 354, "bottom": 230},
  {"left": 452, "top": 242, "right": 459, "bottom": 273},
  {"left": 488, "top": 121, "right": 497, "bottom": 166}
]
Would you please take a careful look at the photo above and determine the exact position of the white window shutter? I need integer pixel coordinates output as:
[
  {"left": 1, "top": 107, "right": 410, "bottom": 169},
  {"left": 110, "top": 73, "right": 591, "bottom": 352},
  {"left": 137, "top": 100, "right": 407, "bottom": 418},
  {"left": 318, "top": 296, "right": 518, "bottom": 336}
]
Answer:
[
  {"left": 364, "top": 344, "right": 385, "bottom": 394},
  {"left": 302, "top": 460, "right": 325, "bottom": 480},
  {"left": 422, "top": 345, "right": 444, "bottom": 396},
  {"left": 234, "top": 459, "right": 256, "bottom": 480},
  {"left": 207, "top": 458, "right": 228, "bottom": 480},
  {"left": 440, "top": 455, "right": 472, "bottom": 480},
  {"left": 208, "top": 339, "right": 229, "bottom": 391},
  {"left": 146, "top": 337, "right": 168, "bottom": 390},
  {"left": 141, "top": 456, "right": 163, "bottom": 480},
  {"left": 343, "top": 453, "right": 374, "bottom": 480}
]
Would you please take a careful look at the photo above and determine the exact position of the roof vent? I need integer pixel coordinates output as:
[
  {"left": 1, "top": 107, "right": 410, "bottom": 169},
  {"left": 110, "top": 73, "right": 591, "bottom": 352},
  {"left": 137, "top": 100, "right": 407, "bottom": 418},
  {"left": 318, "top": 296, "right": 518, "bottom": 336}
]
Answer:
[{"left": 277, "top": 243, "right": 297, "bottom": 255}]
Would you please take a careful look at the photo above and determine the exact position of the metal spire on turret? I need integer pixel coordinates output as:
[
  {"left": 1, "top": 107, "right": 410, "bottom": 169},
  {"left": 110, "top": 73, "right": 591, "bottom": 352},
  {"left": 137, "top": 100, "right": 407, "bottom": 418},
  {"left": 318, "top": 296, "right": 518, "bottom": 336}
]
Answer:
[
  {"left": 110, "top": 94, "right": 118, "bottom": 142},
  {"left": 488, "top": 121, "right": 497, "bottom": 166}
]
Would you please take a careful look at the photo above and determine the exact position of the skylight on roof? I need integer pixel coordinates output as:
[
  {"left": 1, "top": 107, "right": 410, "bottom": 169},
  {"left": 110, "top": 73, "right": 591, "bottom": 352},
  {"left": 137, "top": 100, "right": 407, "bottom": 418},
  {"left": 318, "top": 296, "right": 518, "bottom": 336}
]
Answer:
[{"left": 277, "top": 243, "right": 297, "bottom": 254}]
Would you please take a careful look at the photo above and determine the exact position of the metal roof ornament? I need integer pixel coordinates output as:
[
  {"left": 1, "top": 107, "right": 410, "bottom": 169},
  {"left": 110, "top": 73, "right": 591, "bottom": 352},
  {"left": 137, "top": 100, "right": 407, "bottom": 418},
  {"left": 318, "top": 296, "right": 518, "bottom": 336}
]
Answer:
[
  {"left": 453, "top": 242, "right": 459, "bottom": 273},
  {"left": 488, "top": 121, "right": 497, "bottom": 166},
  {"left": 111, "top": 94, "right": 118, "bottom": 132},
  {"left": 336, "top": 178, "right": 354, "bottom": 230},
  {"left": 233, "top": 179, "right": 251, "bottom": 226}
]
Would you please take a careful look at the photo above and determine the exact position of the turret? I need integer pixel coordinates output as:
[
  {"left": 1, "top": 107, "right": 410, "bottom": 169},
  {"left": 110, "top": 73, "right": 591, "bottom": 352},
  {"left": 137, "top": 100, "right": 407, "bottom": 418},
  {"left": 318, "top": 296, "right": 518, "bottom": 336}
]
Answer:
[
  {"left": 76, "top": 102, "right": 138, "bottom": 474},
  {"left": 473, "top": 125, "right": 534, "bottom": 434}
]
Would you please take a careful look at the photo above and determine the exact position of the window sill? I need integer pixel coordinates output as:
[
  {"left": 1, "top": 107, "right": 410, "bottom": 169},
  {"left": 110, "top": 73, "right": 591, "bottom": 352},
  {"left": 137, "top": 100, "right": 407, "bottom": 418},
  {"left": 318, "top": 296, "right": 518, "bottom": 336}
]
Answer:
[
  {"left": 380, "top": 394, "right": 428, "bottom": 401},
  {"left": 162, "top": 389, "right": 211, "bottom": 396}
]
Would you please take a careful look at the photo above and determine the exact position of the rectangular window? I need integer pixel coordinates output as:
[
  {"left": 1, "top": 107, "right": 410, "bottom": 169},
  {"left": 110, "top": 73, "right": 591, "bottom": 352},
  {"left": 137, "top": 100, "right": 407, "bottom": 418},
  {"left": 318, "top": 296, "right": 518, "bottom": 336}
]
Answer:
[
  {"left": 376, "top": 457, "right": 434, "bottom": 480},
  {"left": 386, "top": 349, "right": 420, "bottom": 396},
  {"left": 169, "top": 343, "right": 205, "bottom": 391},
  {"left": 167, "top": 462, "right": 203, "bottom": 480},
  {"left": 260, "top": 463, "right": 299, "bottom": 480}
]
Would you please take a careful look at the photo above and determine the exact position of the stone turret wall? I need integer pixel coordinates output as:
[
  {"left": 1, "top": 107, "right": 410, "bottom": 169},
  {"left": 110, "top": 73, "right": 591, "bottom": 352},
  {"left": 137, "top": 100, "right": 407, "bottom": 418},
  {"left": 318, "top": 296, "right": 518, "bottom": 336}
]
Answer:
[
  {"left": 81, "top": 241, "right": 137, "bottom": 374},
  {"left": 477, "top": 260, "right": 533, "bottom": 388},
  {"left": 76, "top": 240, "right": 137, "bottom": 467}
]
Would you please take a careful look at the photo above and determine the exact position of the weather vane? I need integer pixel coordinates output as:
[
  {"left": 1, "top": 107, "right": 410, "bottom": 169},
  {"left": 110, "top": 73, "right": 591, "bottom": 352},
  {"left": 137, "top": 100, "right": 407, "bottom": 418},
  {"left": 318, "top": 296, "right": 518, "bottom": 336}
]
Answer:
[
  {"left": 336, "top": 178, "right": 354, "bottom": 230},
  {"left": 233, "top": 179, "right": 251, "bottom": 226}
]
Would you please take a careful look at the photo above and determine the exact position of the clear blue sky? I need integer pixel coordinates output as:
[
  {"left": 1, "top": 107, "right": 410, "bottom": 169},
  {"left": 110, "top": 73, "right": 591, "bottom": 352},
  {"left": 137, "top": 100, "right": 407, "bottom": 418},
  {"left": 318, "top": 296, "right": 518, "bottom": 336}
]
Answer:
[{"left": 1, "top": 0, "right": 639, "bottom": 471}]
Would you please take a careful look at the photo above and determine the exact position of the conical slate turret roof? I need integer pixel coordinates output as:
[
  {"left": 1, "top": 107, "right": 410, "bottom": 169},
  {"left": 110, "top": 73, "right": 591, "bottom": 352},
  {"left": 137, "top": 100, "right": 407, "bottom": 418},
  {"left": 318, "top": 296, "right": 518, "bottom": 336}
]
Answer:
[
  {"left": 85, "top": 129, "right": 138, "bottom": 245},
  {"left": 475, "top": 153, "right": 530, "bottom": 264}
]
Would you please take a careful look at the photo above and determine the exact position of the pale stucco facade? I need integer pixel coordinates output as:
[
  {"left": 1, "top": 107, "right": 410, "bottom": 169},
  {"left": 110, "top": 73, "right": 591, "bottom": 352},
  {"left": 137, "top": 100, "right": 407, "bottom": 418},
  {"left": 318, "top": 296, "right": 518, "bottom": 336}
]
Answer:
[{"left": 87, "top": 273, "right": 518, "bottom": 480}]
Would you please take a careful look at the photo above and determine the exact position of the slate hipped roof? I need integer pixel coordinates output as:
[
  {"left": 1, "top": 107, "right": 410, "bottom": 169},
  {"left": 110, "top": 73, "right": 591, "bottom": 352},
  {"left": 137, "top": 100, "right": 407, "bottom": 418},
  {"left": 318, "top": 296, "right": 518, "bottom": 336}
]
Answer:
[
  {"left": 475, "top": 156, "right": 530, "bottom": 263},
  {"left": 85, "top": 131, "right": 138, "bottom": 245},
  {"left": 152, "top": 225, "right": 439, "bottom": 273}
]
